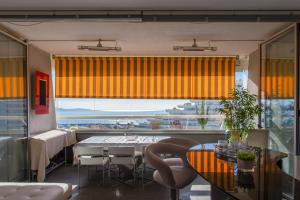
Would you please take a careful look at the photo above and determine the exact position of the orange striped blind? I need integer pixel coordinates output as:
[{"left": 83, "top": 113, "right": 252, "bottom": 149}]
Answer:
[
  {"left": 0, "top": 57, "right": 26, "bottom": 99},
  {"left": 261, "top": 58, "right": 294, "bottom": 99},
  {"left": 55, "top": 56, "right": 236, "bottom": 99}
]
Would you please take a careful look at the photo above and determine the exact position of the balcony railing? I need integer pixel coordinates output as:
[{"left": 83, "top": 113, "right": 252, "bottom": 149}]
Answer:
[{"left": 57, "top": 114, "right": 225, "bottom": 131}]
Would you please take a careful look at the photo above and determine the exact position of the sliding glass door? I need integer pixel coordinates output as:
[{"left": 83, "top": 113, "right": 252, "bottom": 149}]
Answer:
[
  {"left": 260, "top": 25, "right": 298, "bottom": 176},
  {"left": 0, "top": 31, "right": 28, "bottom": 181}
]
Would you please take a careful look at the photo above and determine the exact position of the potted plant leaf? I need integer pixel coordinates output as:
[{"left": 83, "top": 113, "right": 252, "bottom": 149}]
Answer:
[
  {"left": 218, "top": 88, "right": 263, "bottom": 144},
  {"left": 195, "top": 101, "right": 210, "bottom": 130},
  {"left": 237, "top": 151, "right": 256, "bottom": 171}
]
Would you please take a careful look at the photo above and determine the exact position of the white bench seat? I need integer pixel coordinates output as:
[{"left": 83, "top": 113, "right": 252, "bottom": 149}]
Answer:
[{"left": 0, "top": 182, "right": 72, "bottom": 200}]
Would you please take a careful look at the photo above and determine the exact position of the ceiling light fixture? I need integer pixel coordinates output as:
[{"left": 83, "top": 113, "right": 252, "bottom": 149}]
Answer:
[
  {"left": 78, "top": 39, "right": 121, "bottom": 51},
  {"left": 173, "top": 39, "right": 217, "bottom": 52}
]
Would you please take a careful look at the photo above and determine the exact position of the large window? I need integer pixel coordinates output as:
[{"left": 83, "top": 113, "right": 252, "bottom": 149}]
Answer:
[
  {"left": 56, "top": 99, "right": 223, "bottom": 130},
  {"left": 54, "top": 56, "right": 247, "bottom": 131}
]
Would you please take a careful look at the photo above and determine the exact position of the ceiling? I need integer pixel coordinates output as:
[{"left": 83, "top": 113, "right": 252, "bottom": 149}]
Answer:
[
  {"left": 1, "top": 22, "right": 290, "bottom": 56},
  {"left": 0, "top": 0, "right": 299, "bottom": 10}
]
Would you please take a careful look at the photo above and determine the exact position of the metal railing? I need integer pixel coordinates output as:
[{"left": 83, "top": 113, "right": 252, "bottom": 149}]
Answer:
[
  {"left": 57, "top": 114, "right": 224, "bottom": 120},
  {"left": 56, "top": 114, "right": 225, "bottom": 131}
]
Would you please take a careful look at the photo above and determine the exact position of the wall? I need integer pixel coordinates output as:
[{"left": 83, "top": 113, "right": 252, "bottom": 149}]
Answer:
[
  {"left": 247, "top": 49, "right": 260, "bottom": 95},
  {"left": 28, "top": 45, "right": 57, "bottom": 134}
]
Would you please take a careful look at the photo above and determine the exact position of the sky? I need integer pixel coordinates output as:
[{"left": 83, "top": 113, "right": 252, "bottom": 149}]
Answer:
[{"left": 55, "top": 98, "right": 189, "bottom": 111}]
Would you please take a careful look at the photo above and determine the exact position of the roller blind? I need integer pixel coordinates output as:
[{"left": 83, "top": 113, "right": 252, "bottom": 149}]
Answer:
[
  {"left": 55, "top": 56, "right": 236, "bottom": 99},
  {"left": 261, "top": 58, "right": 294, "bottom": 99},
  {"left": 0, "top": 57, "right": 26, "bottom": 99}
]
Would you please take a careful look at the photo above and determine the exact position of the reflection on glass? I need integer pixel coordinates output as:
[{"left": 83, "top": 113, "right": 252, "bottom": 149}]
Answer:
[
  {"left": 0, "top": 33, "right": 28, "bottom": 181},
  {"left": 261, "top": 28, "right": 295, "bottom": 176}
]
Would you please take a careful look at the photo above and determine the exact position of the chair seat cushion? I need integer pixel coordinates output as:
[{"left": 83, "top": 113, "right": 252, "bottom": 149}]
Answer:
[
  {"left": 163, "top": 158, "right": 184, "bottom": 166},
  {"left": 0, "top": 182, "right": 72, "bottom": 200},
  {"left": 153, "top": 166, "right": 196, "bottom": 189}
]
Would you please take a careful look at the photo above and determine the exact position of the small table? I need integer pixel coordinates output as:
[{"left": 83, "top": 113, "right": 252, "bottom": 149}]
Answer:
[{"left": 186, "top": 144, "right": 300, "bottom": 200}]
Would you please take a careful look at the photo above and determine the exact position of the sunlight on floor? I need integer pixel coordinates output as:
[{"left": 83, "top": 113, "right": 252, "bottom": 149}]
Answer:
[
  {"left": 190, "top": 184, "right": 211, "bottom": 191},
  {"left": 188, "top": 184, "right": 211, "bottom": 200},
  {"left": 190, "top": 195, "right": 211, "bottom": 200}
]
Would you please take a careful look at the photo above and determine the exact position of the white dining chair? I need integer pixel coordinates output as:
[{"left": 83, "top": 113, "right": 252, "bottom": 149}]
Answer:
[
  {"left": 108, "top": 146, "right": 136, "bottom": 184},
  {"left": 77, "top": 145, "right": 108, "bottom": 187}
]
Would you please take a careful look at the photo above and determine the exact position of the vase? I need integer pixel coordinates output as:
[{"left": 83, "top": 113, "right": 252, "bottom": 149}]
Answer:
[
  {"left": 237, "top": 159, "right": 255, "bottom": 171},
  {"left": 227, "top": 129, "right": 241, "bottom": 142}
]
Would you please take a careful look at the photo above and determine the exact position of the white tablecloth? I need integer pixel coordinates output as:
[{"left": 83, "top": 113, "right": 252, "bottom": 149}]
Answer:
[{"left": 30, "top": 130, "right": 77, "bottom": 182}]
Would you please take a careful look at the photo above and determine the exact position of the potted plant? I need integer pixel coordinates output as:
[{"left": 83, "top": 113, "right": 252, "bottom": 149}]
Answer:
[
  {"left": 218, "top": 88, "right": 263, "bottom": 143},
  {"left": 237, "top": 151, "right": 256, "bottom": 171}
]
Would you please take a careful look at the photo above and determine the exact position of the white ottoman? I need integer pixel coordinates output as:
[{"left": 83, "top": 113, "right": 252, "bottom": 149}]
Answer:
[{"left": 0, "top": 182, "right": 72, "bottom": 200}]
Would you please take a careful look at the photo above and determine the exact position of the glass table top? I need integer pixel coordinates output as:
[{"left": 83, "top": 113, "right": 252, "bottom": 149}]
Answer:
[{"left": 186, "top": 144, "right": 300, "bottom": 200}]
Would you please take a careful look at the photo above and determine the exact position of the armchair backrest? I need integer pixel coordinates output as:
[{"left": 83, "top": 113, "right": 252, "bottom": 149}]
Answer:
[
  {"left": 145, "top": 143, "right": 188, "bottom": 188},
  {"left": 158, "top": 137, "right": 199, "bottom": 149}
]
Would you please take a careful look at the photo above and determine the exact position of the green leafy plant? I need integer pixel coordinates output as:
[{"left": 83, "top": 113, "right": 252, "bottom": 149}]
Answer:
[
  {"left": 196, "top": 101, "right": 210, "bottom": 130},
  {"left": 218, "top": 88, "right": 263, "bottom": 141},
  {"left": 237, "top": 151, "right": 256, "bottom": 162}
]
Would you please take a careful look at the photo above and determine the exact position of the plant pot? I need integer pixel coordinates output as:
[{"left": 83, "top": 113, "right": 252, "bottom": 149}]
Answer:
[{"left": 237, "top": 159, "right": 255, "bottom": 171}]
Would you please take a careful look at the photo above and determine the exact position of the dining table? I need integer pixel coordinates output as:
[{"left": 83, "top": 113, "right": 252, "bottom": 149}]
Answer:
[
  {"left": 76, "top": 135, "right": 169, "bottom": 148},
  {"left": 186, "top": 143, "right": 300, "bottom": 200},
  {"left": 73, "top": 135, "right": 169, "bottom": 164}
]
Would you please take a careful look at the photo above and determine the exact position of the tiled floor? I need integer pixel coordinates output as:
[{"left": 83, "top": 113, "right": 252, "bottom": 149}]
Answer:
[{"left": 45, "top": 165, "right": 216, "bottom": 200}]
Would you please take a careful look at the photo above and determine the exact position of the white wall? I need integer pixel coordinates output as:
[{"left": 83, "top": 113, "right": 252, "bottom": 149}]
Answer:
[
  {"left": 28, "top": 44, "right": 57, "bottom": 134},
  {"left": 247, "top": 49, "right": 259, "bottom": 95}
]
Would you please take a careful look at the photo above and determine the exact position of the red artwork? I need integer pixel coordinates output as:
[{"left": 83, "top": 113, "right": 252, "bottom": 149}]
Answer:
[{"left": 35, "top": 71, "right": 49, "bottom": 114}]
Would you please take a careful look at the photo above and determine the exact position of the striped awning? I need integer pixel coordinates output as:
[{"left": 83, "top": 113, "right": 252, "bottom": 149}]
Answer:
[
  {"left": 261, "top": 58, "right": 294, "bottom": 99},
  {"left": 55, "top": 56, "right": 236, "bottom": 99},
  {"left": 187, "top": 150, "right": 235, "bottom": 191},
  {"left": 0, "top": 57, "right": 26, "bottom": 99}
]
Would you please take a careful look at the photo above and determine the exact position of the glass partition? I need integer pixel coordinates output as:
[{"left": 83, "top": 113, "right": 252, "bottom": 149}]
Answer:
[
  {"left": 260, "top": 27, "right": 296, "bottom": 176},
  {"left": 0, "top": 31, "right": 28, "bottom": 181}
]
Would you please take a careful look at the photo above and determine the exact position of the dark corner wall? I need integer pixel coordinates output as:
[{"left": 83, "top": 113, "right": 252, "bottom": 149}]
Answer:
[{"left": 28, "top": 45, "right": 56, "bottom": 135}]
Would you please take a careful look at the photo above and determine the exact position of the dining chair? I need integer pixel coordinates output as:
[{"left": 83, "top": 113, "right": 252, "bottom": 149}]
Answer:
[
  {"left": 145, "top": 143, "right": 197, "bottom": 200},
  {"left": 77, "top": 145, "right": 108, "bottom": 187},
  {"left": 107, "top": 146, "right": 137, "bottom": 184}
]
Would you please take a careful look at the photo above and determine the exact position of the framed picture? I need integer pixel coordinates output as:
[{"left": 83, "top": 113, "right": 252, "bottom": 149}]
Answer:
[{"left": 35, "top": 71, "right": 49, "bottom": 114}]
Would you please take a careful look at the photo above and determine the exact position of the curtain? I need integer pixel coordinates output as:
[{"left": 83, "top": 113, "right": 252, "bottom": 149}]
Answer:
[{"left": 55, "top": 56, "right": 236, "bottom": 99}]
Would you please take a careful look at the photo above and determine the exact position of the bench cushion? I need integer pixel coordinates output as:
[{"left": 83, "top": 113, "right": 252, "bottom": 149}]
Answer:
[{"left": 0, "top": 183, "right": 72, "bottom": 200}]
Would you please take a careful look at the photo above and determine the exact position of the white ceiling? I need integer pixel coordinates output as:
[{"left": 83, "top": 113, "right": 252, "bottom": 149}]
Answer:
[
  {"left": 1, "top": 22, "right": 289, "bottom": 56},
  {"left": 0, "top": 0, "right": 299, "bottom": 10}
]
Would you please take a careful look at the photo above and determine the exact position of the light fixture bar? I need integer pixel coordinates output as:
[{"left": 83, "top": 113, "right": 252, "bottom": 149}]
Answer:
[{"left": 0, "top": 10, "right": 299, "bottom": 22}]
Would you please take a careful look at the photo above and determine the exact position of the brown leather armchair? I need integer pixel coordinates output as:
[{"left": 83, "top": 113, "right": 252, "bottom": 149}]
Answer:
[
  {"left": 145, "top": 143, "right": 197, "bottom": 200},
  {"left": 158, "top": 137, "right": 199, "bottom": 167}
]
